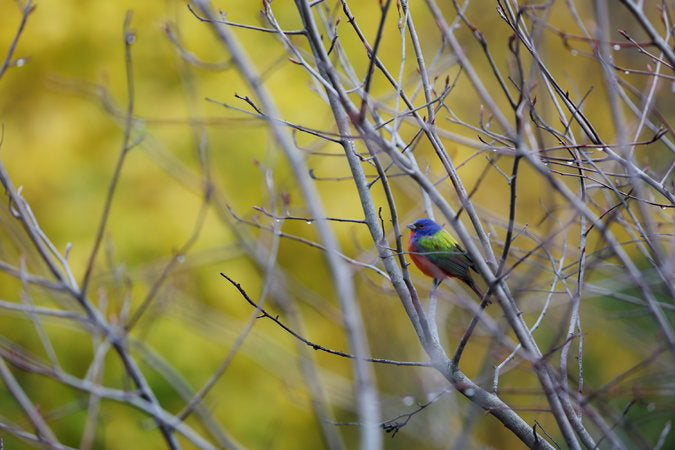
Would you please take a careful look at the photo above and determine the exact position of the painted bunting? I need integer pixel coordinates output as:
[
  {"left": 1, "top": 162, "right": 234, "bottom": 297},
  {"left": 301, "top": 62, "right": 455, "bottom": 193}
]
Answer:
[{"left": 407, "top": 217, "right": 484, "bottom": 299}]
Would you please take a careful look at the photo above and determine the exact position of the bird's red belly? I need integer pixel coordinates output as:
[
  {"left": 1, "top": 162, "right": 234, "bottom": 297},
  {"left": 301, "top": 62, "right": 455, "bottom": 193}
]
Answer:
[{"left": 410, "top": 253, "right": 447, "bottom": 280}]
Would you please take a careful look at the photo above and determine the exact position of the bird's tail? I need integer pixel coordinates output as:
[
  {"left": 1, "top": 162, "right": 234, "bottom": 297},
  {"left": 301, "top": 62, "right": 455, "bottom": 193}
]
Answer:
[{"left": 466, "top": 278, "right": 488, "bottom": 303}]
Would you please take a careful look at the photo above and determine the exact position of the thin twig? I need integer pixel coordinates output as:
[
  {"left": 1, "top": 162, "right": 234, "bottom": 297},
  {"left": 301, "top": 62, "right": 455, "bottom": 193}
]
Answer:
[{"left": 221, "top": 273, "right": 430, "bottom": 367}]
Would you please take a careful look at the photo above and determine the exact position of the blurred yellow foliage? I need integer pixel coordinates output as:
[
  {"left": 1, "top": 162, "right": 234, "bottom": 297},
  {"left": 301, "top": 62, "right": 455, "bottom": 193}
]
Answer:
[{"left": 0, "top": 0, "right": 673, "bottom": 449}]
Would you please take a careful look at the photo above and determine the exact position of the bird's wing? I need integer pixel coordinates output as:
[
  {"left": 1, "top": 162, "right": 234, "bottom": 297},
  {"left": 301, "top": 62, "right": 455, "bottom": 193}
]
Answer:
[{"left": 418, "top": 230, "right": 476, "bottom": 279}]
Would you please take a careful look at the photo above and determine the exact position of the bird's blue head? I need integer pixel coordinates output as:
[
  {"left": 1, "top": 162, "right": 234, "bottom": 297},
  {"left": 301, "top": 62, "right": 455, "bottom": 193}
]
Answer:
[{"left": 407, "top": 217, "right": 443, "bottom": 236}]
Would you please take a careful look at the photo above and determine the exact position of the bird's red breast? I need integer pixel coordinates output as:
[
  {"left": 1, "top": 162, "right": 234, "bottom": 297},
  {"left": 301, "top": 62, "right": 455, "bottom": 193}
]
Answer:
[{"left": 408, "top": 232, "right": 449, "bottom": 280}]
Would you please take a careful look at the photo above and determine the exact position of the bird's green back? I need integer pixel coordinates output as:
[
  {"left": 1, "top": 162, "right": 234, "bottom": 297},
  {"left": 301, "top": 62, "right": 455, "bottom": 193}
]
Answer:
[{"left": 417, "top": 229, "right": 475, "bottom": 281}]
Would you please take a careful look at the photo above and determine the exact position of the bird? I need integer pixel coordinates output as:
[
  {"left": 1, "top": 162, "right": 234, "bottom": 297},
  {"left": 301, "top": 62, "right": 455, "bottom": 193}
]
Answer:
[{"left": 407, "top": 217, "right": 484, "bottom": 299}]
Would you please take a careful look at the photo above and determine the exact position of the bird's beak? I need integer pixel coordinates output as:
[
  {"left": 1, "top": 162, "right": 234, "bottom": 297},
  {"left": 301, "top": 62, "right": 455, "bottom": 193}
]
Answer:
[{"left": 407, "top": 223, "right": 416, "bottom": 230}]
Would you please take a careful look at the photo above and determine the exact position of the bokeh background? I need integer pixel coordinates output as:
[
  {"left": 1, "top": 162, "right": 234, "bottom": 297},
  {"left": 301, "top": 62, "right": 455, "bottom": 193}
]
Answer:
[{"left": 0, "top": 0, "right": 673, "bottom": 448}]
